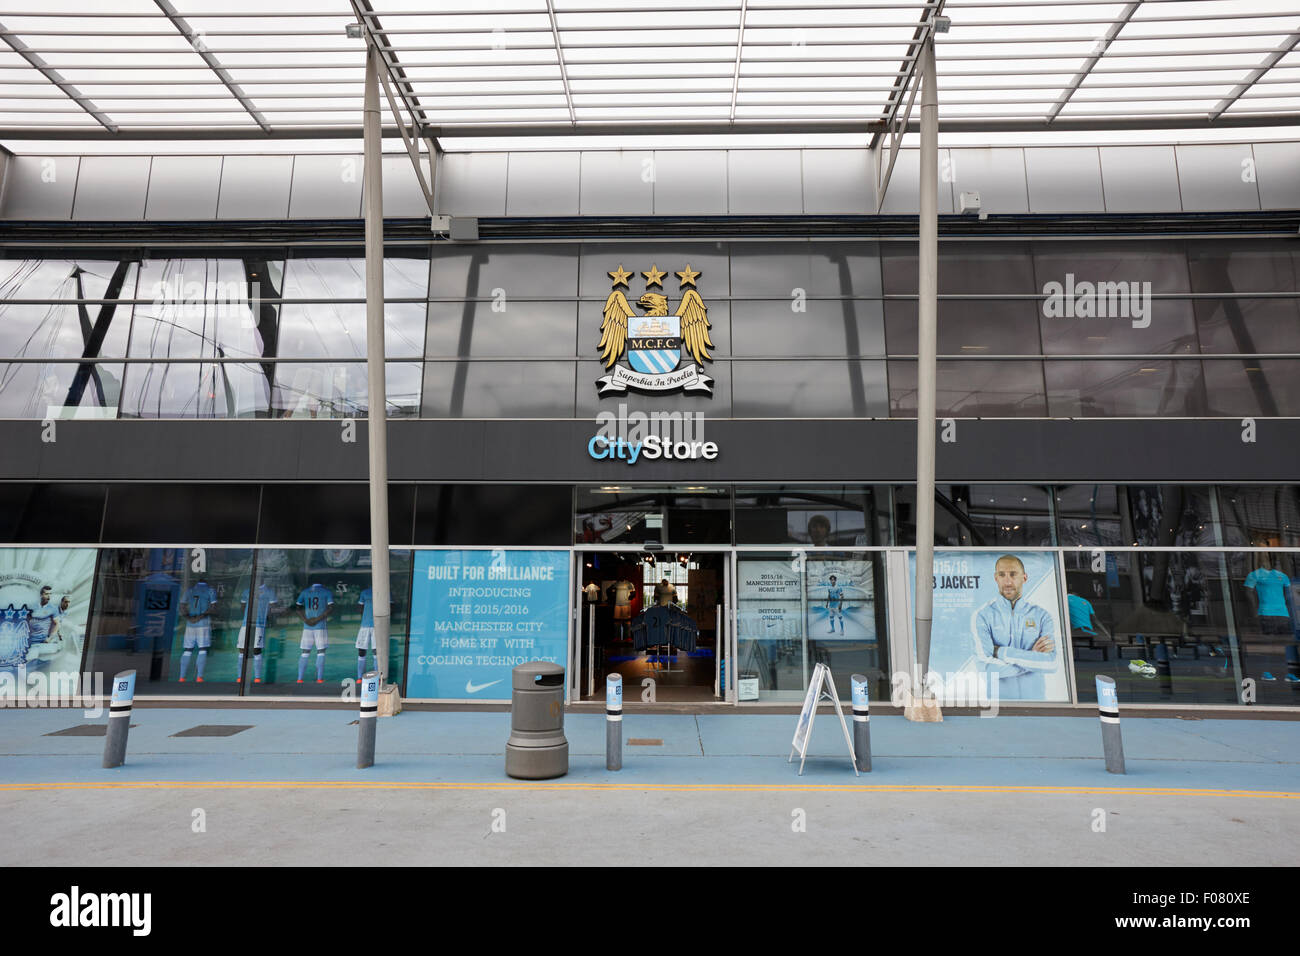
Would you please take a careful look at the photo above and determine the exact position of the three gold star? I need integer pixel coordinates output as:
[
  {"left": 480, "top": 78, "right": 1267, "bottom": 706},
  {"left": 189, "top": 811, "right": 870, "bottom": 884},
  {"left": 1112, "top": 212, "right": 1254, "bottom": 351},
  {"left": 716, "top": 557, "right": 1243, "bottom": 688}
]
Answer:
[{"left": 609, "top": 263, "right": 702, "bottom": 289}]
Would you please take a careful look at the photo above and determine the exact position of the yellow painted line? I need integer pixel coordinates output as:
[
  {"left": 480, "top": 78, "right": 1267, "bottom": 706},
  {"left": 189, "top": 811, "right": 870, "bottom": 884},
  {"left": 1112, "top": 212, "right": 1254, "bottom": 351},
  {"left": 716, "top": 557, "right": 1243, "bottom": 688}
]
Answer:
[{"left": 0, "top": 781, "right": 1296, "bottom": 799}]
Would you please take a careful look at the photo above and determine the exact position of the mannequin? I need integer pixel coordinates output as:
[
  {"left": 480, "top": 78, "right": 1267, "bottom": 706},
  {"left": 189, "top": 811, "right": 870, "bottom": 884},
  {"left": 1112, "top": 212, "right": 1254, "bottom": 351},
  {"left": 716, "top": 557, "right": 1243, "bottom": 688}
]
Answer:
[
  {"left": 1244, "top": 554, "right": 1293, "bottom": 636},
  {"left": 612, "top": 577, "right": 635, "bottom": 641}
]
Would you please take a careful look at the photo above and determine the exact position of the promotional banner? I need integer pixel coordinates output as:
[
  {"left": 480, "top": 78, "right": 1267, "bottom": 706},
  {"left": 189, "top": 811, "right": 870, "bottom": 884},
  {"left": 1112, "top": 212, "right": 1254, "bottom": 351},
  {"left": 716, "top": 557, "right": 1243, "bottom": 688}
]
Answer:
[
  {"left": 805, "top": 558, "right": 876, "bottom": 641},
  {"left": 0, "top": 548, "right": 97, "bottom": 699},
  {"left": 907, "top": 550, "right": 1069, "bottom": 703},
  {"left": 737, "top": 559, "right": 802, "bottom": 640},
  {"left": 406, "top": 549, "right": 569, "bottom": 700}
]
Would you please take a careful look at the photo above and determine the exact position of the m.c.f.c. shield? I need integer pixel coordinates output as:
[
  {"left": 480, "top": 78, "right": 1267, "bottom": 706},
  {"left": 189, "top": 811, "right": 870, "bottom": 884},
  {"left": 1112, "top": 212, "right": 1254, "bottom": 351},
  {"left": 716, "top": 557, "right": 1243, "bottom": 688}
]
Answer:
[{"left": 627, "top": 312, "right": 680, "bottom": 375}]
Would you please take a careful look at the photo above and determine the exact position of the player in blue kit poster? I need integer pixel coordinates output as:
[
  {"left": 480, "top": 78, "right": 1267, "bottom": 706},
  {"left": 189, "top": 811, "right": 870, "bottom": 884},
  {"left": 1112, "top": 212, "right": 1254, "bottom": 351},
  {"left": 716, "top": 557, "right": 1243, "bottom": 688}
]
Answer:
[
  {"left": 178, "top": 578, "right": 218, "bottom": 682},
  {"left": 354, "top": 586, "right": 391, "bottom": 682},
  {"left": 237, "top": 583, "right": 277, "bottom": 684},
  {"left": 22, "top": 586, "right": 64, "bottom": 667},
  {"left": 825, "top": 576, "right": 845, "bottom": 634},
  {"left": 972, "top": 555, "right": 1058, "bottom": 699},
  {"left": 296, "top": 582, "right": 334, "bottom": 683}
]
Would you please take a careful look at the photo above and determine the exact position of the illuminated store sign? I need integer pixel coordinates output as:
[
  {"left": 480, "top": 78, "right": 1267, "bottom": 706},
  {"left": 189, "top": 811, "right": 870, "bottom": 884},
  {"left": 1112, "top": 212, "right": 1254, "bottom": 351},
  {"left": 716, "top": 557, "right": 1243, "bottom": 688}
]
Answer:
[{"left": 587, "top": 404, "right": 718, "bottom": 464}]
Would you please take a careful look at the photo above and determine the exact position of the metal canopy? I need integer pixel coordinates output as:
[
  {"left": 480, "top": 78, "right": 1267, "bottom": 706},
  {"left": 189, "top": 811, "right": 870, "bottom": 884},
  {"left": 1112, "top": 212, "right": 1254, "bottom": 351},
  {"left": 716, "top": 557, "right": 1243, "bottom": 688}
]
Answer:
[{"left": 0, "top": 0, "right": 1297, "bottom": 141}]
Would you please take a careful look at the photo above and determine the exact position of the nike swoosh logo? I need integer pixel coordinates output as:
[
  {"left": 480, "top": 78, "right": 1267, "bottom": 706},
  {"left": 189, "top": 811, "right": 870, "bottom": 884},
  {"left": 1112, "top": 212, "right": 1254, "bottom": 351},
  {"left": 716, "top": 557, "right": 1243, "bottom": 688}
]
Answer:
[{"left": 465, "top": 679, "right": 504, "bottom": 694}]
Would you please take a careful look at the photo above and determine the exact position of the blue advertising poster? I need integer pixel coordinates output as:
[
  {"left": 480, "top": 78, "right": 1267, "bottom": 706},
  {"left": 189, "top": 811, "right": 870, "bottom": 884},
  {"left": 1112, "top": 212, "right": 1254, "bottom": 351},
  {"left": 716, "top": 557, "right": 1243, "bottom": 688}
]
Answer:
[
  {"left": 907, "top": 550, "right": 1069, "bottom": 703},
  {"left": 406, "top": 549, "right": 569, "bottom": 701}
]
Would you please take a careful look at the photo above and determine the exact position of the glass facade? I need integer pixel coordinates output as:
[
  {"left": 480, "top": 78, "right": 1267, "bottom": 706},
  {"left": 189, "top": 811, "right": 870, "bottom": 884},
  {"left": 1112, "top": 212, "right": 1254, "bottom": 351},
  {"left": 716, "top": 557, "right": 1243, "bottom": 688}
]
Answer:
[
  {"left": 3, "top": 238, "right": 1297, "bottom": 420},
  {"left": 0, "top": 481, "right": 1288, "bottom": 707},
  {"left": 82, "top": 548, "right": 411, "bottom": 697}
]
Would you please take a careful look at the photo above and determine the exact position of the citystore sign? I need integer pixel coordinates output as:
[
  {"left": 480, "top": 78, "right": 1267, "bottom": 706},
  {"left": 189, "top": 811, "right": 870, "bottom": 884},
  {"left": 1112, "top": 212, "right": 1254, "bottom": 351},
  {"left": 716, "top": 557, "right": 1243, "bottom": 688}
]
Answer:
[{"left": 587, "top": 403, "right": 718, "bottom": 464}]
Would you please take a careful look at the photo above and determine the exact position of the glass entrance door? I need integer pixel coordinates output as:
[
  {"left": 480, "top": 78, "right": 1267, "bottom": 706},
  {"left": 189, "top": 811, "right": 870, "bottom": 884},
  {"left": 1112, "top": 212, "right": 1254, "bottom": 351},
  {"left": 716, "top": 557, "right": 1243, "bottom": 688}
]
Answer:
[{"left": 575, "top": 547, "right": 729, "bottom": 703}]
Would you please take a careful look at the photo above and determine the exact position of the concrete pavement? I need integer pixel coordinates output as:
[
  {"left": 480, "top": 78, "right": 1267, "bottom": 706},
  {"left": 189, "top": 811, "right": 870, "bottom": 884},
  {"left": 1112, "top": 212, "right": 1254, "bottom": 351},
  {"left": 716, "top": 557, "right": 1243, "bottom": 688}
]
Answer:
[{"left": 1, "top": 706, "right": 1296, "bottom": 865}]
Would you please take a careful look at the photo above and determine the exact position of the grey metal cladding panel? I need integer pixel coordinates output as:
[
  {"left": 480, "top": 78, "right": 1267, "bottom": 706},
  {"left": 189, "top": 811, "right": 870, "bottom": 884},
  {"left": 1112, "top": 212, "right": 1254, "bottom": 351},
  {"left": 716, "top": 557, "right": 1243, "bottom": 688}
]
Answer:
[
  {"left": 0, "top": 155, "right": 78, "bottom": 220},
  {"left": 145, "top": 155, "right": 222, "bottom": 221},
  {"left": 652, "top": 150, "right": 727, "bottom": 215},
  {"left": 2, "top": 418, "right": 1300, "bottom": 483},
  {"left": 1175, "top": 144, "right": 1261, "bottom": 212},
  {"left": 876, "top": 149, "right": 955, "bottom": 215},
  {"left": 1098, "top": 146, "right": 1182, "bottom": 212},
  {"left": 372, "top": 153, "right": 431, "bottom": 217},
  {"left": 1252, "top": 141, "right": 1300, "bottom": 210},
  {"left": 727, "top": 149, "right": 802, "bottom": 215},
  {"left": 216, "top": 154, "right": 294, "bottom": 219},
  {"left": 801, "top": 149, "right": 872, "bottom": 215},
  {"left": 948, "top": 147, "right": 1030, "bottom": 215},
  {"left": 437, "top": 151, "right": 507, "bottom": 217},
  {"left": 506, "top": 151, "right": 580, "bottom": 216},
  {"left": 579, "top": 150, "right": 654, "bottom": 215},
  {"left": 936, "top": 420, "right": 1300, "bottom": 483},
  {"left": 389, "top": 420, "right": 486, "bottom": 479},
  {"left": 70, "top": 156, "right": 151, "bottom": 221},
  {"left": 1024, "top": 148, "right": 1104, "bottom": 213},
  {"left": 289, "top": 153, "right": 363, "bottom": 219}
]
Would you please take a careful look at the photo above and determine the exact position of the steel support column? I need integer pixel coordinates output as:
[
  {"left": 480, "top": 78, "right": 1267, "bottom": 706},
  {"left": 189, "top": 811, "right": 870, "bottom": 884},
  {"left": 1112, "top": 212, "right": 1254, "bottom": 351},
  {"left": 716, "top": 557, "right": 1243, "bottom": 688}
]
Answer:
[
  {"left": 913, "top": 36, "right": 938, "bottom": 702},
  {"left": 363, "top": 42, "right": 392, "bottom": 686}
]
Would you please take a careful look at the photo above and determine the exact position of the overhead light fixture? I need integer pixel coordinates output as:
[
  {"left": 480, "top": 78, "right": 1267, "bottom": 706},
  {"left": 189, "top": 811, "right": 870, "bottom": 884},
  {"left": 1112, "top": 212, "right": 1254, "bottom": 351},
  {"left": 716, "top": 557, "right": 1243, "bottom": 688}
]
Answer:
[
  {"left": 345, "top": 23, "right": 364, "bottom": 39},
  {"left": 934, "top": 15, "right": 951, "bottom": 33}
]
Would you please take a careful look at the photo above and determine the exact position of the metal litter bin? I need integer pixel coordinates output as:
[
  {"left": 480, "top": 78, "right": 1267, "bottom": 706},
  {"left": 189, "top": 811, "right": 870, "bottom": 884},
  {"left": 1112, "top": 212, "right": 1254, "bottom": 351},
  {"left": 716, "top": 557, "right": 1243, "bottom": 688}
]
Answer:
[{"left": 505, "top": 661, "right": 568, "bottom": 779}]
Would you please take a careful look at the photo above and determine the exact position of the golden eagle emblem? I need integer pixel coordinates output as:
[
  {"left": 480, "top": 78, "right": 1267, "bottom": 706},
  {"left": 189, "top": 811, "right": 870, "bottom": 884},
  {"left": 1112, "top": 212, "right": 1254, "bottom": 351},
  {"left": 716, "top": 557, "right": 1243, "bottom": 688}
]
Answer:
[{"left": 596, "top": 263, "right": 715, "bottom": 396}]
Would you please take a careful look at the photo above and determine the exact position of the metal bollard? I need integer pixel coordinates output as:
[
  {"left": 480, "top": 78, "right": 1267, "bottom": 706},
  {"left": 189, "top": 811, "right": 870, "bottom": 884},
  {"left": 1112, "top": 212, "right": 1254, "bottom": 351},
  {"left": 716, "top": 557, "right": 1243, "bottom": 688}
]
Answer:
[
  {"left": 851, "top": 673, "right": 871, "bottom": 772},
  {"left": 102, "top": 669, "right": 136, "bottom": 769},
  {"left": 606, "top": 673, "right": 622, "bottom": 771},
  {"left": 1096, "top": 674, "right": 1125, "bottom": 774},
  {"left": 357, "top": 671, "right": 379, "bottom": 769}
]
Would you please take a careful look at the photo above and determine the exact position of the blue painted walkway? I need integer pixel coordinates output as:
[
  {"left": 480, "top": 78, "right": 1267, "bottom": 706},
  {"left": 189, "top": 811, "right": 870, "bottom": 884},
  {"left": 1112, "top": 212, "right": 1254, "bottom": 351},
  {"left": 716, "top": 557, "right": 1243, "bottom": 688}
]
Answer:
[{"left": 1, "top": 706, "right": 1297, "bottom": 794}]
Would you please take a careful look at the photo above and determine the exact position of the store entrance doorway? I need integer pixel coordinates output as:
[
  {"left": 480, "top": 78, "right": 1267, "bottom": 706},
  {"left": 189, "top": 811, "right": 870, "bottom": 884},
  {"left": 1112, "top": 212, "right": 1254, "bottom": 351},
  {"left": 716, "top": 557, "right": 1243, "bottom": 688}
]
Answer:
[{"left": 576, "top": 549, "right": 726, "bottom": 703}]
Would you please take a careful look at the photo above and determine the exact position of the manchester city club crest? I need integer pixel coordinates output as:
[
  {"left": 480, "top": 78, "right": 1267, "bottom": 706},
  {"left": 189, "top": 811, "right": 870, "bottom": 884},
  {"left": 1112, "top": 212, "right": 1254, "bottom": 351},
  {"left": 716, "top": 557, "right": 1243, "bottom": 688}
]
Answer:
[{"left": 597, "top": 263, "right": 714, "bottom": 396}]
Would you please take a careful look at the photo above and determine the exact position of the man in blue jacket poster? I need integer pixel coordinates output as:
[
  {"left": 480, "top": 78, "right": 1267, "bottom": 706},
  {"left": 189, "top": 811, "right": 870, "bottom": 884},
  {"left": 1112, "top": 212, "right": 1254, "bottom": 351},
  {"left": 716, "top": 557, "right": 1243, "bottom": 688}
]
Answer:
[{"left": 972, "top": 554, "right": 1058, "bottom": 700}]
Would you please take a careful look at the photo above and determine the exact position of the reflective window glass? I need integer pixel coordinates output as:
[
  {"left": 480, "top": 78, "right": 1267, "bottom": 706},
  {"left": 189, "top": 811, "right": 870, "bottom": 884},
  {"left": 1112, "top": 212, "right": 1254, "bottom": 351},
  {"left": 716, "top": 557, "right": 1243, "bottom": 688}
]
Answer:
[
  {"left": 1217, "top": 486, "right": 1300, "bottom": 548},
  {"left": 244, "top": 548, "right": 412, "bottom": 697},
  {"left": 728, "top": 241, "right": 882, "bottom": 297},
  {"left": 432, "top": 245, "right": 577, "bottom": 299},
  {"left": 1202, "top": 359, "right": 1300, "bottom": 417},
  {"left": 129, "top": 259, "right": 281, "bottom": 361},
  {"left": 120, "top": 362, "right": 270, "bottom": 419},
  {"left": 84, "top": 547, "right": 254, "bottom": 697},
  {"left": 731, "top": 300, "right": 884, "bottom": 358},
  {"left": 894, "top": 485, "right": 1053, "bottom": 547},
  {"left": 734, "top": 485, "right": 892, "bottom": 546},
  {"left": 1044, "top": 360, "right": 1207, "bottom": 417},
  {"left": 1066, "top": 548, "right": 1276, "bottom": 706},
  {"left": 888, "top": 360, "right": 1047, "bottom": 416},
  {"left": 0, "top": 259, "right": 138, "bottom": 360},
  {"left": 421, "top": 360, "right": 576, "bottom": 419},
  {"left": 885, "top": 300, "right": 1042, "bottom": 356},
  {"left": 271, "top": 362, "right": 420, "bottom": 419},
  {"left": 575, "top": 485, "right": 731, "bottom": 545},
  {"left": 1031, "top": 239, "right": 1196, "bottom": 357},
  {"left": 425, "top": 300, "right": 578, "bottom": 358},
  {"left": 733, "top": 359, "right": 888, "bottom": 418},
  {"left": 1188, "top": 242, "right": 1300, "bottom": 354},
  {"left": 0, "top": 362, "right": 125, "bottom": 419},
  {"left": 735, "top": 550, "right": 890, "bottom": 703}
]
